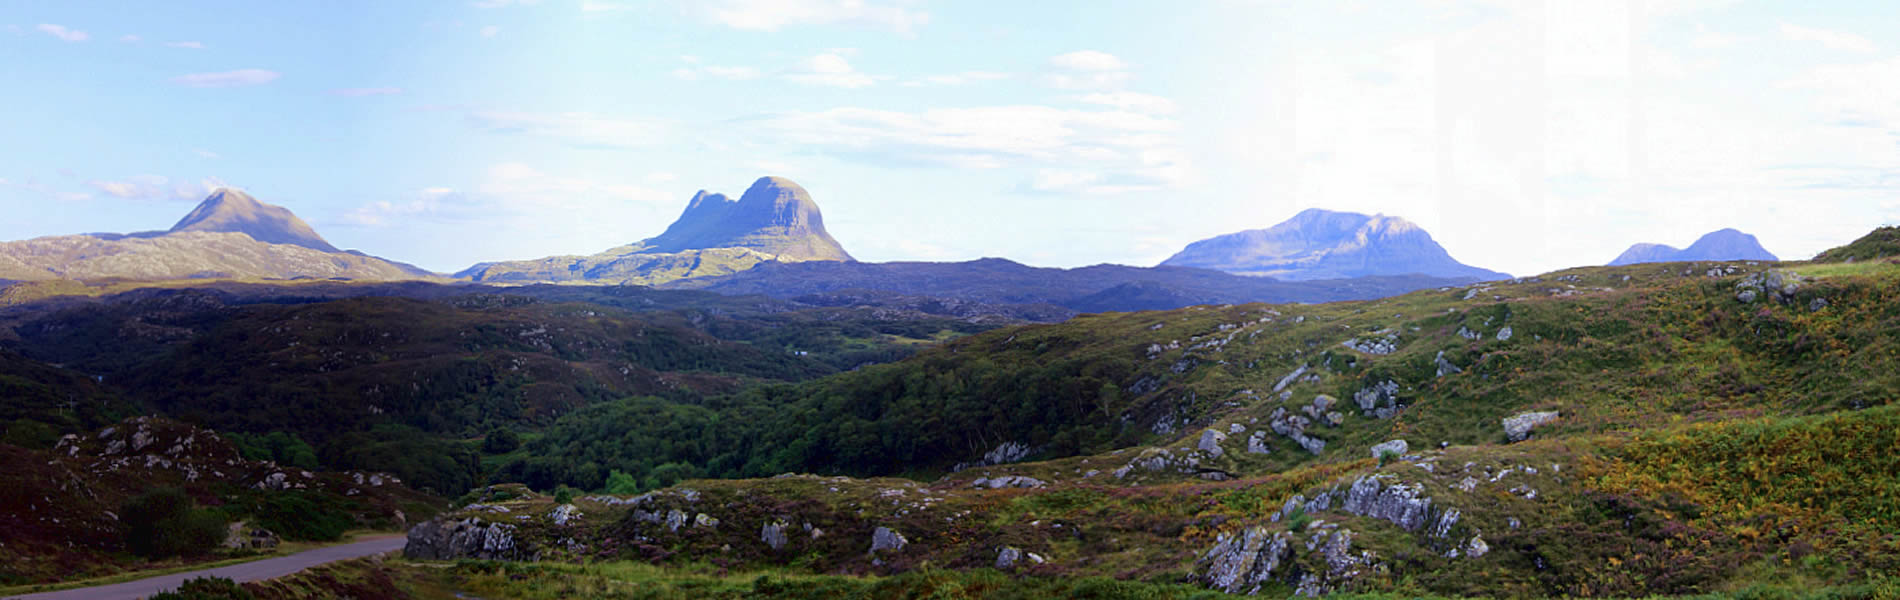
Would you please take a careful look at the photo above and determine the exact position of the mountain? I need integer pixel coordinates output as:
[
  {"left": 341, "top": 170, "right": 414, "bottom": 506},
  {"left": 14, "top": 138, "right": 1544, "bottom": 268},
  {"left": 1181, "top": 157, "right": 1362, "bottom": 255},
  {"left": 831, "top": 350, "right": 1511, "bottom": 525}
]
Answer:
[
  {"left": 165, "top": 188, "right": 340, "bottom": 252},
  {"left": 458, "top": 176, "right": 852, "bottom": 285},
  {"left": 0, "top": 188, "right": 436, "bottom": 282},
  {"left": 662, "top": 256, "right": 1478, "bottom": 312},
  {"left": 1609, "top": 228, "right": 1779, "bottom": 265},
  {"left": 1160, "top": 208, "right": 1509, "bottom": 281}
]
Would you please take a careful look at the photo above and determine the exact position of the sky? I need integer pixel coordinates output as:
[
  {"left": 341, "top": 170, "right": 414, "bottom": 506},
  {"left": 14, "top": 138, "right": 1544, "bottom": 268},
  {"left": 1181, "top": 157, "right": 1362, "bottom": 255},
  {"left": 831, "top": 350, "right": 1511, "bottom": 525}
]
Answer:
[{"left": 2, "top": 0, "right": 1898, "bottom": 277}]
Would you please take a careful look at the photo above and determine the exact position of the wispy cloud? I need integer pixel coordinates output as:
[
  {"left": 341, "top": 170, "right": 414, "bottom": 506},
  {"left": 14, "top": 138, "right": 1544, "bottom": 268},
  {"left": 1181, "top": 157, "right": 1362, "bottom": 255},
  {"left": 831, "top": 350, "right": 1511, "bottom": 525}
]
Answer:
[
  {"left": 784, "top": 52, "right": 877, "bottom": 88},
  {"left": 195, "top": 149, "right": 220, "bottom": 159},
  {"left": 581, "top": 0, "right": 634, "bottom": 12},
  {"left": 1780, "top": 23, "right": 1875, "bottom": 53},
  {"left": 472, "top": 0, "right": 543, "bottom": 7},
  {"left": 480, "top": 25, "right": 501, "bottom": 38},
  {"left": 696, "top": 0, "right": 929, "bottom": 34},
  {"left": 1045, "top": 50, "right": 1131, "bottom": 90},
  {"left": 1075, "top": 91, "right": 1177, "bottom": 114},
  {"left": 36, "top": 24, "right": 89, "bottom": 42},
  {"left": 165, "top": 40, "right": 205, "bottom": 49},
  {"left": 748, "top": 104, "right": 1188, "bottom": 193},
  {"left": 119, "top": 34, "right": 141, "bottom": 43},
  {"left": 902, "top": 71, "right": 1009, "bottom": 87},
  {"left": 465, "top": 111, "right": 667, "bottom": 149},
  {"left": 171, "top": 69, "right": 281, "bottom": 88},
  {"left": 328, "top": 87, "right": 404, "bottom": 97},
  {"left": 88, "top": 175, "right": 217, "bottom": 202}
]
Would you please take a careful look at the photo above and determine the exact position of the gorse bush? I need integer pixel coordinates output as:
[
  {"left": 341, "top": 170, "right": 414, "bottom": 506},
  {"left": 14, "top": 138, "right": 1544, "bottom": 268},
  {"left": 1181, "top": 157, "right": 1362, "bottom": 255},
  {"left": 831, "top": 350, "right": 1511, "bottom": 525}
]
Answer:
[{"left": 120, "top": 487, "right": 226, "bottom": 559}]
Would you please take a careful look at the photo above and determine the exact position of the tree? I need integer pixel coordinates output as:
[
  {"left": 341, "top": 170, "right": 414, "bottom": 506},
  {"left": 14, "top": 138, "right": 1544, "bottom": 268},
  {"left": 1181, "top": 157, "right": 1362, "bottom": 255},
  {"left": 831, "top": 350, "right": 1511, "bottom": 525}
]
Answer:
[
  {"left": 121, "top": 487, "right": 226, "bottom": 559},
  {"left": 605, "top": 469, "right": 639, "bottom": 495},
  {"left": 481, "top": 427, "right": 521, "bottom": 454}
]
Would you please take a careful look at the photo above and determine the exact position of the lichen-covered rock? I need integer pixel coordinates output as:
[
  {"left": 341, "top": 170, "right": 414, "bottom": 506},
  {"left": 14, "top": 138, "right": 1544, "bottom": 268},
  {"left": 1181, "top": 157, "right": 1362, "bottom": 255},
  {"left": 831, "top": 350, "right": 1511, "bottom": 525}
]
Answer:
[
  {"left": 1340, "top": 476, "right": 1434, "bottom": 531},
  {"left": 1247, "top": 431, "right": 1272, "bottom": 455},
  {"left": 1198, "top": 429, "right": 1227, "bottom": 458},
  {"left": 995, "top": 546, "right": 1023, "bottom": 569},
  {"left": 982, "top": 441, "right": 1031, "bottom": 465},
  {"left": 548, "top": 504, "right": 579, "bottom": 526},
  {"left": 665, "top": 509, "right": 688, "bottom": 532},
  {"left": 1270, "top": 407, "right": 1327, "bottom": 455},
  {"left": 1496, "top": 326, "right": 1513, "bottom": 341},
  {"left": 1370, "top": 439, "right": 1408, "bottom": 459},
  {"left": 1467, "top": 535, "right": 1490, "bottom": 558},
  {"left": 761, "top": 520, "right": 788, "bottom": 550},
  {"left": 1434, "top": 351, "right": 1463, "bottom": 377},
  {"left": 972, "top": 475, "right": 1046, "bottom": 489},
  {"left": 870, "top": 526, "right": 907, "bottom": 553},
  {"left": 1354, "top": 380, "right": 1402, "bottom": 419},
  {"left": 405, "top": 517, "right": 529, "bottom": 560},
  {"left": 1502, "top": 411, "right": 1560, "bottom": 442},
  {"left": 1197, "top": 526, "right": 1292, "bottom": 594},
  {"left": 694, "top": 513, "right": 719, "bottom": 528}
]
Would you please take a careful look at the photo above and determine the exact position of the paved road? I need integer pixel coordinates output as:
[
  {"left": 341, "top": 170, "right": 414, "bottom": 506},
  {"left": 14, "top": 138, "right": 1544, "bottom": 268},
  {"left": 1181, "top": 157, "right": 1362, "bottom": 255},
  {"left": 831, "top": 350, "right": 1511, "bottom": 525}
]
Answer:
[{"left": 3, "top": 535, "right": 406, "bottom": 600}]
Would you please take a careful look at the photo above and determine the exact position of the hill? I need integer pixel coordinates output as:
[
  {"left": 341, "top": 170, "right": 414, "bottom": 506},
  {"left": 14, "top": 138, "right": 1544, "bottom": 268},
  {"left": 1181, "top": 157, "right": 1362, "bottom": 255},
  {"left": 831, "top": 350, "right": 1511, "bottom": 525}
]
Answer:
[
  {"left": 457, "top": 176, "right": 851, "bottom": 285},
  {"left": 1609, "top": 228, "right": 1779, "bottom": 265},
  {"left": 664, "top": 257, "right": 1480, "bottom": 312},
  {"left": 1814, "top": 225, "right": 1900, "bottom": 262},
  {"left": 452, "top": 245, "right": 1900, "bottom": 597},
  {"left": 0, "top": 189, "right": 435, "bottom": 282},
  {"left": 1160, "top": 208, "right": 1509, "bottom": 281}
]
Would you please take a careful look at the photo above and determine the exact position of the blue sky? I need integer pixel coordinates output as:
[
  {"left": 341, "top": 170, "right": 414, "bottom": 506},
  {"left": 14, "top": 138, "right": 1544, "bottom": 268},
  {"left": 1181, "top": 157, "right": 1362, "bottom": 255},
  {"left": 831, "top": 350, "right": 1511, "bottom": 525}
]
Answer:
[{"left": 3, "top": 0, "right": 1898, "bottom": 276}]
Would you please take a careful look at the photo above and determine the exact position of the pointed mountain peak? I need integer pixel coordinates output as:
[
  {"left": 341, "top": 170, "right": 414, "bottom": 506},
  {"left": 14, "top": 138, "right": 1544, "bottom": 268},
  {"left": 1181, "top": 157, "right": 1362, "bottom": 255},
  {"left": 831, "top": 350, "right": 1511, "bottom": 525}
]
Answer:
[
  {"left": 169, "top": 188, "right": 339, "bottom": 253},
  {"left": 633, "top": 176, "right": 852, "bottom": 262}
]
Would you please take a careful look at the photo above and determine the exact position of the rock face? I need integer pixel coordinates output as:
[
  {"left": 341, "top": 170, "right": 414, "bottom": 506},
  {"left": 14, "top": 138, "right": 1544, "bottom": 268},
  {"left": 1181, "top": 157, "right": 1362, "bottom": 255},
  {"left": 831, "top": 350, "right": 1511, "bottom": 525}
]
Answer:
[
  {"left": 1354, "top": 380, "right": 1402, "bottom": 419},
  {"left": 1503, "top": 411, "right": 1561, "bottom": 442},
  {"left": 1609, "top": 228, "right": 1778, "bottom": 265},
  {"left": 1198, "top": 526, "right": 1293, "bottom": 594},
  {"left": 1160, "top": 208, "right": 1508, "bottom": 281},
  {"left": 404, "top": 517, "right": 530, "bottom": 560},
  {"left": 762, "top": 521, "right": 789, "bottom": 551},
  {"left": 458, "top": 176, "right": 853, "bottom": 286},
  {"left": 0, "top": 188, "right": 435, "bottom": 282}
]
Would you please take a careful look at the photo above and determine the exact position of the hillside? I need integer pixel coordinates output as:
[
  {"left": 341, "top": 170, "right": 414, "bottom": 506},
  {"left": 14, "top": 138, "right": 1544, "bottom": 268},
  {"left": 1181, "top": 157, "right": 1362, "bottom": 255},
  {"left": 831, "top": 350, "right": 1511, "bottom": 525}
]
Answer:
[
  {"left": 1814, "top": 225, "right": 1900, "bottom": 262},
  {"left": 439, "top": 250, "right": 1900, "bottom": 597},
  {"left": 1160, "top": 209, "right": 1509, "bottom": 281},
  {"left": 458, "top": 176, "right": 852, "bottom": 285},
  {"left": 1609, "top": 228, "right": 1779, "bottom": 265},
  {"left": 664, "top": 257, "right": 1479, "bottom": 312},
  {"left": 0, "top": 189, "right": 435, "bottom": 282}
]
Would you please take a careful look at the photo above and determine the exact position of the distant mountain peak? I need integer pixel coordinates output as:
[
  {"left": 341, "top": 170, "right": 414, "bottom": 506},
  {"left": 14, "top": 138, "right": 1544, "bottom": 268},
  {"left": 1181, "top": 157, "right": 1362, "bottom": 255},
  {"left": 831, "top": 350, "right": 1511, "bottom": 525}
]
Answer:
[
  {"left": 636, "top": 176, "right": 852, "bottom": 261},
  {"left": 169, "top": 188, "right": 339, "bottom": 252},
  {"left": 1159, "top": 208, "right": 1507, "bottom": 282},
  {"left": 1608, "top": 228, "right": 1778, "bottom": 265}
]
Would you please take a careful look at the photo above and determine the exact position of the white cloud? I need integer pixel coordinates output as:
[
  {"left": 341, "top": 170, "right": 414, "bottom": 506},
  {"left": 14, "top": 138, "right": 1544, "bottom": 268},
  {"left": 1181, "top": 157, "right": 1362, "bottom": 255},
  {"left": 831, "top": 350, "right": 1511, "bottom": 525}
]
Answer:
[
  {"left": 88, "top": 175, "right": 216, "bottom": 202},
  {"left": 119, "top": 34, "right": 141, "bottom": 43},
  {"left": 751, "top": 104, "right": 1188, "bottom": 192},
  {"left": 1780, "top": 23, "right": 1875, "bottom": 53},
  {"left": 674, "top": 57, "right": 762, "bottom": 81},
  {"left": 1050, "top": 50, "right": 1124, "bottom": 72},
  {"left": 1045, "top": 50, "right": 1131, "bottom": 90},
  {"left": 465, "top": 110, "right": 666, "bottom": 148},
  {"left": 328, "top": 87, "right": 404, "bottom": 97},
  {"left": 902, "top": 71, "right": 1009, "bottom": 87},
  {"left": 1688, "top": 24, "right": 1745, "bottom": 49},
  {"left": 480, "top": 25, "right": 501, "bottom": 37},
  {"left": 1075, "top": 91, "right": 1177, "bottom": 114},
  {"left": 696, "top": 0, "right": 929, "bottom": 34},
  {"left": 165, "top": 41, "right": 205, "bottom": 49},
  {"left": 195, "top": 149, "right": 220, "bottom": 159},
  {"left": 582, "top": 1, "right": 634, "bottom": 12},
  {"left": 784, "top": 52, "right": 877, "bottom": 88},
  {"left": 342, "top": 187, "right": 459, "bottom": 226},
  {"left": 36, "top": 24, "right": 88, "bottom": 42},
  {"left": 171, "top": 69, "right": 280, "bottom": 88},
  {"left": 473, "top": 0, "right": 543, "bottom": 7}
]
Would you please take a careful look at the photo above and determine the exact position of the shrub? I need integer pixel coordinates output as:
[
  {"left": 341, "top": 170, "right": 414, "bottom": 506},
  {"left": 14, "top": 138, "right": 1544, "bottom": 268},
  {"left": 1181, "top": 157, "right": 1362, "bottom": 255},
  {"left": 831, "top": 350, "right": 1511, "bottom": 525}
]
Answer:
[
  {"left": 248, "top": 491, "right": 354, "bottom": 542},
  {"left": 121, "top": 488, "right": 227, "bottom": 559},
  {"left": 1285, "top": 506, "right": 1312, "bottom": 533},
  {"left": 148, "top": 576, "right": 254, "bottom": 600},
  {"left": 481, "top": 427, "right": 521, "bottom": 454},
  {"left": 553, "top": 486, "right": 574, "bottom": 505},
  {"left": 605, "top": 469, "right": 639, "bottom": 495}
]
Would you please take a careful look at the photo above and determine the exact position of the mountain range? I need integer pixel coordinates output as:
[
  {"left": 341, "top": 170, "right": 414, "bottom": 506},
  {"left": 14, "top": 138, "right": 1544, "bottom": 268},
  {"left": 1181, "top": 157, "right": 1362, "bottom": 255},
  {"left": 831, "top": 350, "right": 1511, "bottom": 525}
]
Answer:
[
  {"left": 1608, "top": 228, "right": 1779, "bottom": 265},
  {"left": 1160, "top": 208, "right": 1510, "bottom": 281}
]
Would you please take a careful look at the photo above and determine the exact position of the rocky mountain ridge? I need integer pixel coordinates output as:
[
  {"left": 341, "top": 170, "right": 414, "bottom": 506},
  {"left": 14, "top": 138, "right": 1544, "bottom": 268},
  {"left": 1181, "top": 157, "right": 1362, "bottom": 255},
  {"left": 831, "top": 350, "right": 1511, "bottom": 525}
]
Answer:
[
  {"left": 1161, "top": 208, "right": 1509, "bottom": 282},
  {"left": 1609, "top": 228, "right": 1779, "bottom": 265}
]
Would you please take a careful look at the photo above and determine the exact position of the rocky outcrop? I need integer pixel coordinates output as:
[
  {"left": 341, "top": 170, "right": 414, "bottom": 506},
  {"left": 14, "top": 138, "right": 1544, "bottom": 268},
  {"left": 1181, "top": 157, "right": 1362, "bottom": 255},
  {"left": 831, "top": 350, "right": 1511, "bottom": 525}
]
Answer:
[
  {"left": 1354, "top": 380, "right": 1402, "bottom": 419},
  {"left": 1434, "top": 351, "right": 1463, "bottom": 377},
  {"left": 1370, "top": 440, "right": 1408, "bottom": 459},
  {"left": 1198, "top": 429, "right": 1227, "bottom": 458},
  {"left": 1340, "top": 476, "right": 1435, "bottom": 531},
  {"left": 870, "top": 526, "right": 908, "bottom": 553},
  {"left": 1198, "top": 526, "right": 1293, "bottom": 594},
  {"left": 1269, "top": 407, "right": 1327, "bottom": 455},
  {"left": 1734, "top": 270, "right": 1806, "bottom": 305},
  {"left": 762, "top": 520, "right": 789, "bottom": 551},
  {"left": 404, "top": 517, "right": 531, "bottom": 561},
  {"left": 1502, "top": 411, "right": 1560, "bottom": 442}
]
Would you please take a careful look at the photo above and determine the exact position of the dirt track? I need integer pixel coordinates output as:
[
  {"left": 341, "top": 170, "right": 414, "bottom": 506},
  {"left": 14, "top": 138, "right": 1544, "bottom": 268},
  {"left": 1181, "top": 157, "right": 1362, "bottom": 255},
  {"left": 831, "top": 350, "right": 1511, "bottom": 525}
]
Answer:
[{"left": 2, "top": 535, "right": 406, "bottom": 600}]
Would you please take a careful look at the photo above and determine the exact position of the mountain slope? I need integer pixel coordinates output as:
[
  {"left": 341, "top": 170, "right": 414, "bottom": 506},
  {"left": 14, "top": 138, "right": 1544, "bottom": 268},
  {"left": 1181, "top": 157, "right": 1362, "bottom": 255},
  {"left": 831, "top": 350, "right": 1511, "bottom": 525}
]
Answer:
[
  {"left": 1814, "top": 225, "right": 1900, "bottom": 262},
  {"left": 1160, "top": 208, "right": 1509, "bottom": 281},
  {"left": 166, "top": 188, "right": 339, "bottom": 252},
  {"left": 458, "top": 176, "right": 852, "bottom": 285},
  {"left": 0, "top": 189, "right": 435, "bottom": 282},
  {"left": 1609, "top": 228, "right": 1779, "bottom": 265}
]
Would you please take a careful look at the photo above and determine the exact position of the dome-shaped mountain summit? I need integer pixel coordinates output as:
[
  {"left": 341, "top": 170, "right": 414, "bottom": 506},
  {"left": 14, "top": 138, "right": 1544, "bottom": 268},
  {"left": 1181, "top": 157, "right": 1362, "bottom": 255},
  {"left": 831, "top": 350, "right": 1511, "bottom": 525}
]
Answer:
[
  {"left": 168, "top": 188, "right": 339, "bottom": 252},
  {"left": 1160, "top": 208, "right": 1508, "bottom": 282},
  {"left": 1608, "top": 228, "right": 1778, "bottom": 265}
]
